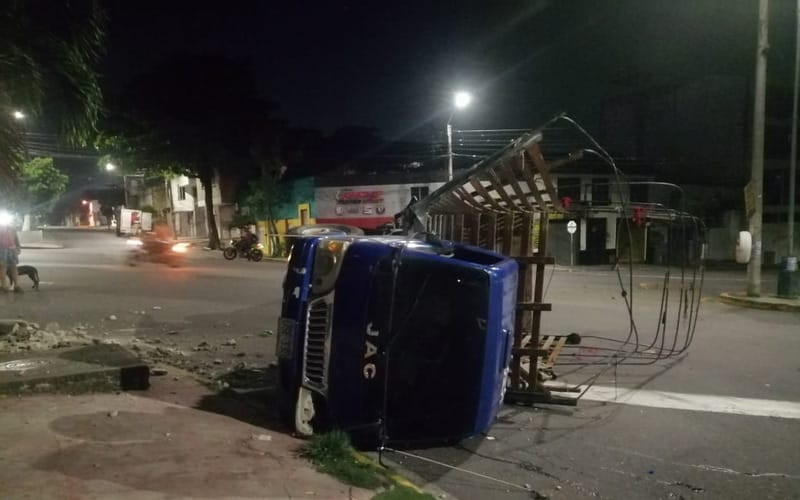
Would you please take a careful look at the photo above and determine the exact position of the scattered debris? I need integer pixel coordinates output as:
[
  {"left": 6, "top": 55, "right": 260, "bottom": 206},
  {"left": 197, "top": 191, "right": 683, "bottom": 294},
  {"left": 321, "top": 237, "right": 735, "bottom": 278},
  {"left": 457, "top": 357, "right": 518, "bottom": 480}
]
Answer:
[
  {"left": 0, "top": 322, "right": 94, "bottom": 352},
  {"left": 224, "top": 338, "right": 237, "bottom": 346},
  {"left": 0, "top": 320, "right": 24, "bottom": 336},
  {"left": 259, "top": 330, "right": 274, "bottom": 337},
  {"left": 151, "top": 368, "right": 168, "bottom": 376},
  {"left": 486, "top": 435, "right": 496, "bottom": 441},
  {"left": 213, "top": 358, "right": 223, "bottom": 365},
  {"left": 252, "top": 433, "right": 272, "bottom": 442},
  {"left": 108, "top": 410, "right": 119, "bottom": 418},
  {"left": 194, "top": 341, "right": 211, "bottom": 351},
  {"left": 166, "top": 330, "right": 180, "bottom": 335},
  {"left": 152, "top": 306, "right": 162, "bottom": 310},
  {"left": 108, "top": 315, "right": 118, "bottom": 321}
]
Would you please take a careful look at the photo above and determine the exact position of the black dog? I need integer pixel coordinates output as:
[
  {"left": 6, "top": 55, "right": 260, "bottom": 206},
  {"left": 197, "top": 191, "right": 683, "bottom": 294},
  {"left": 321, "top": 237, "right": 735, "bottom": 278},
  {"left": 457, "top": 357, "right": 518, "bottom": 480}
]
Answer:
[{"left": 8, "top": 265, "right": 39, "bottom": 290}]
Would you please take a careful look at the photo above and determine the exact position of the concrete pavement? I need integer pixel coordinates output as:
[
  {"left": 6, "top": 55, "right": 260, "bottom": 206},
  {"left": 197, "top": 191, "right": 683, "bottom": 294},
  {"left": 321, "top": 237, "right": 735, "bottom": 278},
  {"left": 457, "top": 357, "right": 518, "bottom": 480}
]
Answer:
[
  {"left": 719, "top": 292, "right": 800, "bottom": 312},
  {"left": 0, "top": 377, "right": 372, "bottom": 499}
]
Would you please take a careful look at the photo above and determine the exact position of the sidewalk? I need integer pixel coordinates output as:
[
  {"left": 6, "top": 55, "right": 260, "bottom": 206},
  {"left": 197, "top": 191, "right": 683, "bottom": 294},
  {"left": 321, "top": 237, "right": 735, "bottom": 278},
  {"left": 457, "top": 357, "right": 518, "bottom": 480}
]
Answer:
[
  {"left": 0, "top": 370, "right": 373, "bottom": 500},
  {"left": 719, "top": 292, "right": 800, "bottom": 312}
]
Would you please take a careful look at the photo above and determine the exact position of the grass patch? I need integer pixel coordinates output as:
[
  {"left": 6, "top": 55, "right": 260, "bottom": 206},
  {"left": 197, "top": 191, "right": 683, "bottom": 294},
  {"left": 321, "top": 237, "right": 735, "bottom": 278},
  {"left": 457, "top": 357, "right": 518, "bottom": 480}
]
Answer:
[
  {"left": 372, "top": 485, "right": 437, "bottom": 500},
  {"left": 301, "top": 430, "right": 386, "bottom": 490}
]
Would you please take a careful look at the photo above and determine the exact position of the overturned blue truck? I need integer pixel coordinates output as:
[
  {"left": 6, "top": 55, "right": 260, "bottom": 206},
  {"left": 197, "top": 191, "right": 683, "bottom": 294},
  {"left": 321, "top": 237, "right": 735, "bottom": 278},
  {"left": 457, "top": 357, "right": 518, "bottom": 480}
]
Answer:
[{"left": 275, "top": 115, "right": 706, "bottom": 446}]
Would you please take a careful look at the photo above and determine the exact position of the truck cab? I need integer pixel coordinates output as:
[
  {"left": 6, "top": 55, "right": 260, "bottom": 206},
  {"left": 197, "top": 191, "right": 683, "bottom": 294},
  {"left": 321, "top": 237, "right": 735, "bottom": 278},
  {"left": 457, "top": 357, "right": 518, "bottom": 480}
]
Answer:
[{"left": 276, "top": 234, "right": 517, "bottom": 446}]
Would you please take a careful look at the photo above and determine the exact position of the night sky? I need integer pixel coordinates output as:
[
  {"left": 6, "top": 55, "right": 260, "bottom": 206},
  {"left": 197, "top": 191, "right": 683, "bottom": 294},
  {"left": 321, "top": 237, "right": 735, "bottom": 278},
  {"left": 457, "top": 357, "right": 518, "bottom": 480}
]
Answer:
[{"left": 103, "top": 0, "right": 798, "bottom": 141}]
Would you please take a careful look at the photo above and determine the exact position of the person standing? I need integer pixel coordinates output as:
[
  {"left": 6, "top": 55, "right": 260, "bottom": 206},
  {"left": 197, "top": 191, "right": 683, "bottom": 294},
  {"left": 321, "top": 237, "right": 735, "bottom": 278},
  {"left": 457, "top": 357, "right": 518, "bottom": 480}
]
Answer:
[{"left": 0, "top": 219, "right": 22, "bottom": 293}]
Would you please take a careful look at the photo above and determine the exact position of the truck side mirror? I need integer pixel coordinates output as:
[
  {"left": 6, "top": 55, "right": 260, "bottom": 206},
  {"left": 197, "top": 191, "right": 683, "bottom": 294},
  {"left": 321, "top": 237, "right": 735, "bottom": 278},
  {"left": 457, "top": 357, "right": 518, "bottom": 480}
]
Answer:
[{"left": 735, "top": 231, "right": 752, "bottom": 264}]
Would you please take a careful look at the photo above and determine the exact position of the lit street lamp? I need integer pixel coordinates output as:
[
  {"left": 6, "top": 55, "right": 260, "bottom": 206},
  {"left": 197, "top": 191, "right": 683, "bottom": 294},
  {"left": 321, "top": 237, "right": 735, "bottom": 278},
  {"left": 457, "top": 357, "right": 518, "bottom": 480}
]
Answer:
[
  {"left": 105, "top": 162, "right": 116, "bottom": 172},
  {"left": 12, "top": 110, "right": 25, "bottom": 121},
  {"left": 447, "top": 91, "right": 472, "bottom": 181}
]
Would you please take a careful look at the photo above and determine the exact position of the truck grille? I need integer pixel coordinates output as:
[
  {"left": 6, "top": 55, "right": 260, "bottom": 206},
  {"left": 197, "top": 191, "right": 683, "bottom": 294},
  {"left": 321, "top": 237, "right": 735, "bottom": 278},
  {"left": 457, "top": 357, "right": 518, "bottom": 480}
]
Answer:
[{"left": 303, "top": 295, "right": 332, "bottom": 394}]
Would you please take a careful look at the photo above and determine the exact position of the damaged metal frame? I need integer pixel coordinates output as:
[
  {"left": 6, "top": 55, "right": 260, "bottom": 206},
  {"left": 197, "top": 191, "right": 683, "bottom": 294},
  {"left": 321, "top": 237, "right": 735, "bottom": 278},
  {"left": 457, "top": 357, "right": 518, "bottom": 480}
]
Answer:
[
  {"left": 404, "top": 115, "right": 705, "bottom": 406},
  {"left": 405, "top": 115, "right": 581, "bottom": 405}
]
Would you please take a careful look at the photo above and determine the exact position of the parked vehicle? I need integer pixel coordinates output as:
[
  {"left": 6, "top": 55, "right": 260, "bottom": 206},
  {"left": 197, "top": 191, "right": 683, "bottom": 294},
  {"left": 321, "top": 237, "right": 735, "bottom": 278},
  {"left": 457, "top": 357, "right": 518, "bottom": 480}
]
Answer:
[
  {"left": 223, "top": 239, "right": 264, "bottom": 261},
  {"left": 126, "top": 236, "right": 190, "bottom": 267},
  {"left": 276, "top": 233, "right": 517, "bottom": 446}
]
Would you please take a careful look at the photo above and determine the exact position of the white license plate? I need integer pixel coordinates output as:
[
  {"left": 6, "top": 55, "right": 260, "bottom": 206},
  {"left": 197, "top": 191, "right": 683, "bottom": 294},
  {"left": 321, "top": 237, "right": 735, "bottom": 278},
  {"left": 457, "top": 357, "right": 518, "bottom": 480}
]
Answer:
[{"left": 276, "top": 318, "right": 297, "bottom": 359}]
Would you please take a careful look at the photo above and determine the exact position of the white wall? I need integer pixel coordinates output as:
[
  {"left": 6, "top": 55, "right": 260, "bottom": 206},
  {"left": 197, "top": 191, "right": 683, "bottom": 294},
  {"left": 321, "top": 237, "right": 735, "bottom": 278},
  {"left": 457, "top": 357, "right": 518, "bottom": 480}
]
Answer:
[
  {"left": 315, "top": 182, "right": 445, "bottom": 228},
  {"left": 195, "top": 174, "right": 222, "bottom": 208},
  {"left": 170, "top": 176, "right": 196, "bottom": 212}
]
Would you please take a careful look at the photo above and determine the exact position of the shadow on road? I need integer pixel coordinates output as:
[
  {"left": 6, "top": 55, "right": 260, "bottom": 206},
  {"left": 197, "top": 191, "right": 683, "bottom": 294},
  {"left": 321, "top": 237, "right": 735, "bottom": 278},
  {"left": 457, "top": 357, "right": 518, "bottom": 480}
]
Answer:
[{"left": 192, "top": 365, "right": 292, "bottom": 434}]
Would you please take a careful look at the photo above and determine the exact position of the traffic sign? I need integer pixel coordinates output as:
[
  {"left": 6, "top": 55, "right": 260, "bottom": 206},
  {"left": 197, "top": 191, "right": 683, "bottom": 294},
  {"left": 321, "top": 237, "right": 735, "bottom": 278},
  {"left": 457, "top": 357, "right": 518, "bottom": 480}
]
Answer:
[{"left": 567, "top": 220, "right": 577, "bottom": 234}]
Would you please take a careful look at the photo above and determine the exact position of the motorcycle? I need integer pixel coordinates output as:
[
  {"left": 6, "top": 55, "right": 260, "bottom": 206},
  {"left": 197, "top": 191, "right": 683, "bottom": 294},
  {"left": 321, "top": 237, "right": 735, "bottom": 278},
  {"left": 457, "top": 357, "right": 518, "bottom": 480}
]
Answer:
[
  {"left": 223, "top": 239, "right": 264, "bottom": 262},
  {"left": 126, "top": 237, "right": 190, "bottom": 267}
]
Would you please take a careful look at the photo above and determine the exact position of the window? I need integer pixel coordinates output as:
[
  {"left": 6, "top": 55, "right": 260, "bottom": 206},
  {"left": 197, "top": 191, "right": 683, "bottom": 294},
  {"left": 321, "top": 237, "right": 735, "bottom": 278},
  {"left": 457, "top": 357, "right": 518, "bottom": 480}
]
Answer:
[
  {"left": 591, "top": 179, "right": 610, "bottom": 205},
  {"left": 629, "top": 183, "right": 648, "bottom": 203},
  {"left": 557, "top": 177, "right": 580, "bottom": 202},
  {"left": 178, "top": 186, "right": 187, "bottom": 200},
  {"left": 410, "top": 186, "right": 429, "bottom": 201}
]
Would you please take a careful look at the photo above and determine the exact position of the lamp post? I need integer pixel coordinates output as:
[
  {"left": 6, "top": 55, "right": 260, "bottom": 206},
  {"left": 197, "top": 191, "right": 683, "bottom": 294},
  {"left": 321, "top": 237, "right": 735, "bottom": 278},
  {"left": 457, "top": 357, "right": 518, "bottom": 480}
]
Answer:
[
  {"left": 12, "top": 110, "right": 25, "bottom": 121},
  {"left": 104, "top": 162, "right": 129, "bottom": 207},
  {"left": 789, "top": 0, "right": 799, "bottom": 258},
  {"left": 447, "top": 91, "right": 473, "bottom": 181}
]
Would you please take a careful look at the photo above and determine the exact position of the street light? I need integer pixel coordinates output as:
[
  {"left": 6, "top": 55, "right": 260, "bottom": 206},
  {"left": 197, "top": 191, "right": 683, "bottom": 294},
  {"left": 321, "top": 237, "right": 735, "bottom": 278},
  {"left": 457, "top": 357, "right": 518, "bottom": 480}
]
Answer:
[
  {"left": 454, "top": 91, "right": 472, "bottom": 110},
  {"left": 447, "top": 90, "right": 473, "bottom": 181},
  {"left": 12, "top": 110, "right": 25, "bottom": 121},
  {"left": 105, "top": 162, "right": 116, "bottom": 172}
]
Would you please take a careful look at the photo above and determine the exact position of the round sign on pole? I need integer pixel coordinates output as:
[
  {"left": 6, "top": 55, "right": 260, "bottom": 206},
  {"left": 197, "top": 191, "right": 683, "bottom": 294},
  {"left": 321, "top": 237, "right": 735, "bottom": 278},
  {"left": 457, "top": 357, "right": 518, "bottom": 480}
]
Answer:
[{"left": 567, "top": 220, "right": 577, "bottom": 234}]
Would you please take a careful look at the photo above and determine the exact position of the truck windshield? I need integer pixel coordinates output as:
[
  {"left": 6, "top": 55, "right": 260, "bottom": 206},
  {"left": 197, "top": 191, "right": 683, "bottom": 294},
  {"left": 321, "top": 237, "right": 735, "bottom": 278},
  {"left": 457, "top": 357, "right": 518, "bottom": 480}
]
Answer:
[{"left": 383, "top": 255, "right": 489, "bottom": 442}]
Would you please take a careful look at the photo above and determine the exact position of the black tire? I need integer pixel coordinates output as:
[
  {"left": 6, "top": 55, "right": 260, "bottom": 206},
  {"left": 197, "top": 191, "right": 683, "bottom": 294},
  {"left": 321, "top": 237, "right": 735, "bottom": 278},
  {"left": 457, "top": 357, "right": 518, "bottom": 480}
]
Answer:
[
  {"left": 223, "top": 247, "right": 237, "bottom": 260},
  {"left": 250, "top": 248, "right": 264, "bottom": 262}
]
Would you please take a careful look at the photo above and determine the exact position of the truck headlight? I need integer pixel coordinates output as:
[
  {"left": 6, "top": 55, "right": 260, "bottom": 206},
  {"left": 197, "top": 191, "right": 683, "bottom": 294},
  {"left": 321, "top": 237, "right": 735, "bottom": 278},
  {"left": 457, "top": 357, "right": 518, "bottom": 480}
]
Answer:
[{"left": 312, "top": 239, "right": 349, "bottom": 295}]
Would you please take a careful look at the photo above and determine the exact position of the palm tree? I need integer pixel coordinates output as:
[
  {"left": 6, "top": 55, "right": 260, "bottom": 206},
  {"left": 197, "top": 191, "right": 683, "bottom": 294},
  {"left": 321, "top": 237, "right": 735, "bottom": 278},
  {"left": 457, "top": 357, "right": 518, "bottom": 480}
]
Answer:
[{"left": 0, "top": 0, "right": 105, "bottom": 194}]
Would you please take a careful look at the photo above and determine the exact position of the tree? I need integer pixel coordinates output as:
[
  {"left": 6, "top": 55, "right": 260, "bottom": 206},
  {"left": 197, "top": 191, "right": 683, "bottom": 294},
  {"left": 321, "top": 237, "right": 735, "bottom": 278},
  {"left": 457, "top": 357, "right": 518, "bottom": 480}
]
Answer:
[
  {"left": 242, "top": 171, "right": 289, "bottom": 257},
  {"left": 0, "top": 0, "right": 105, "bottom": 193},
  {"left": 18, "top": 157, "right": 69, "bottom": 217},
  {"left": 102, "top": 54, "right": 276, "bottom": 249}
]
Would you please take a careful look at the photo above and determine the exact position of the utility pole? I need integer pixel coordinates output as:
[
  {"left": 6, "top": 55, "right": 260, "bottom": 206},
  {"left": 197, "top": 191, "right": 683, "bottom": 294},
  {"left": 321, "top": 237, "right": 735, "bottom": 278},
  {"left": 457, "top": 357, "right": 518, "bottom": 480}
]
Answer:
[
  {"left": 789, "top": 0, "right": 799, "bottom": 257},
  {"left": 747, "top": 0, "right": 769, "bottom": 297},
  {"left": 446, "top": 122, "right": 454, "bottom": 181}
]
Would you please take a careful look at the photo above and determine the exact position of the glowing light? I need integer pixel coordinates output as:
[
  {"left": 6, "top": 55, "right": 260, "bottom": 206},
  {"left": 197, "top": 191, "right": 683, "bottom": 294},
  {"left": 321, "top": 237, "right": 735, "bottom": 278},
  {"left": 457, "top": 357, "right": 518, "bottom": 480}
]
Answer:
[
  {"left": 453, "top": 91, "right": 472, "bottom": 110},
  {"left": 0, "top": 210, "right": 13, "bottom": 226}
]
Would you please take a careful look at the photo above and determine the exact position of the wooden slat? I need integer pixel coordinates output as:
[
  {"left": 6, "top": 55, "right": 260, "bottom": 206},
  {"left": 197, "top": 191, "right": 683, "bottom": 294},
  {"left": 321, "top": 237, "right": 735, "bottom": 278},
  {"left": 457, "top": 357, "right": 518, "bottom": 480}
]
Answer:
[
  {"left": 527, "top": 143, "right": 563, "bottom": 212},
  {"left": 514, "top": 153, "right": 549, "bottom": 211},
  {"left": 499, "top": 160, "right": 536, "bottom": 211},
  {"left": 516, "top": 302, "right": 552, "bottom": 311}
]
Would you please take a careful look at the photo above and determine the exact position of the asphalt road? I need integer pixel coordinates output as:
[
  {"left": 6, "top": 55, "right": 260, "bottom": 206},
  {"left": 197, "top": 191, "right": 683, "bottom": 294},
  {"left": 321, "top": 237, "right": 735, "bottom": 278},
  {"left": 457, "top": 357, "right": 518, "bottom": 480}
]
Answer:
[
  {"left": 4, "top": 229, "right": 799, "bottom": 499},
  {"left": 3, "top": 229, "right": 286, "bottom": 376}
]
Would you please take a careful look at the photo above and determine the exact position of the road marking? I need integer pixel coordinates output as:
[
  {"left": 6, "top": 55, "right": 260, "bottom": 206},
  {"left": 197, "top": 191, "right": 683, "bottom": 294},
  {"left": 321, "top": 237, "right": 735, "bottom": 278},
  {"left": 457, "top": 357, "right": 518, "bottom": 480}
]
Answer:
[{"left": 579, "top": 385, "right": 800, "bottom": 420}]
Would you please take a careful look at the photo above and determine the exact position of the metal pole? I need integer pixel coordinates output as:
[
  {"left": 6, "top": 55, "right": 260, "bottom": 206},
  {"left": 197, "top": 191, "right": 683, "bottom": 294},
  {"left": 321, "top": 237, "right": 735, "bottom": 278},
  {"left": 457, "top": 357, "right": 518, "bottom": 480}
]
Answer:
[
  {"left": 123, "top": 175, "right": 129, "bottom": 208},
  {"left": 789, "top": 0, "right": 800, "bottom": 256},
  {"left": 446, "top": 122, "right": 454, "bottom": 181},
  {"left": 747, "top": 0, "right": 769, "bottom": 297},
  {"left": 570, "top": 233, "right": 574, "bottom": 267}
]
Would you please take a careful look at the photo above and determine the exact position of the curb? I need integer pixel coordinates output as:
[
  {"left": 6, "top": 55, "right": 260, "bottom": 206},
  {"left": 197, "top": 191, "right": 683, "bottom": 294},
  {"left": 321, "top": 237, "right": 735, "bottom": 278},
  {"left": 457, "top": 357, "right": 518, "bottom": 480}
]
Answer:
[
  {"left": 351, "top": 451, "right": 432, "bottom": 497},
  {"left": 21, "top": 243, "right": 64, "bottom": 249},
  {"left": 719, "top": 292, "right": 800, "bottom": 312}
]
